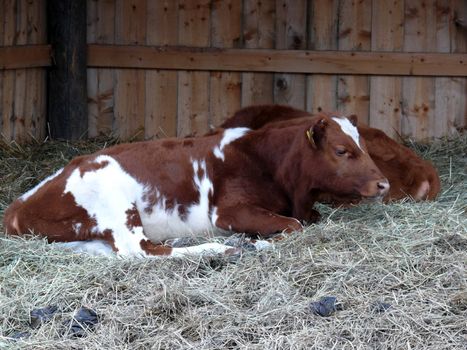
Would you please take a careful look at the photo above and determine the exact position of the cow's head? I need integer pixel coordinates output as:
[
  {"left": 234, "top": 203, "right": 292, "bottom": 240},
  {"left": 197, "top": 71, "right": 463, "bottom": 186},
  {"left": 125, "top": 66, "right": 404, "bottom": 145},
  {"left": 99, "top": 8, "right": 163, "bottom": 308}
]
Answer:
[{"left": 303, "top": 113, "right": 389, "bottom": 201}]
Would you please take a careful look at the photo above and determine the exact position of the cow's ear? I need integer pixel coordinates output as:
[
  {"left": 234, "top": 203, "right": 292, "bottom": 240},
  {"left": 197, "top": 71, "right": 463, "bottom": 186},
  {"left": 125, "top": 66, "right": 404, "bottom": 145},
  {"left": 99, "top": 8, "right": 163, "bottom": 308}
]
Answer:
[
  {"left": 306, "top": 118, "right": 327, "bottom": 149},
  {"left": 348, "top": 114, "right": 358, "bottom": 127}
]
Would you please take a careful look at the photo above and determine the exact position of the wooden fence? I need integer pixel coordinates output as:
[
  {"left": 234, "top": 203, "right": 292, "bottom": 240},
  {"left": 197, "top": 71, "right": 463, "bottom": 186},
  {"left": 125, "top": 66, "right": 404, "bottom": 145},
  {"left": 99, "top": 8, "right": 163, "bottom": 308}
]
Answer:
[
  {"left": 1, "top": 0, "right": 466, "bottom": 143},
  {"left": 0, "top": 0, "right": 47, "bottom": 143}
]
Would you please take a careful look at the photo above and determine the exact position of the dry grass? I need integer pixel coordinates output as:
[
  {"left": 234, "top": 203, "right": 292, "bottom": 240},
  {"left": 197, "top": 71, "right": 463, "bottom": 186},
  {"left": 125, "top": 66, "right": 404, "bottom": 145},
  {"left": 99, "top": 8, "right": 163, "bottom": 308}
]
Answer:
[{"left": 0, "top": 135, "right": 466, "bottom": 349}]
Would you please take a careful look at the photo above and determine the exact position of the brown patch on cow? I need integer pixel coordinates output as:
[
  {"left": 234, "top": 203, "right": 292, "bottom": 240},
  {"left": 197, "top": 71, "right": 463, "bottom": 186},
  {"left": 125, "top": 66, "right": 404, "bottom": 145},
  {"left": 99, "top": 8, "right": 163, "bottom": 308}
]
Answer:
[
  {"left": 162, "top": 140, "right": 177, "bottom": 150},
  {"left": 196, "top": 162, "right": 205, "bottom": 179},
  {"left": 126, "top": 204, "right": 142, "bottom": 231},
  {"left": 143, "top": 189, "right": 186, "bottom": 219},
  {"left": 142, "top": 190, "right": 157, "bottom": 214},
  {"left": 79, "top": 159, "right": 109, "bottom": 177},
  {"left": 140, "top": 239, "right": 173, "bottom": 256},
  {"left": 3, "top": 175, "right": 108, "bottom": 244},
  {"left": 102, "top": 229, "right": 118, "bottom": 252},
  {"left": 177, "top": 205, "right": 188, "bottom": 221},
  {"left": 182, "top": 140, "right": 194, "bottom": 147}
]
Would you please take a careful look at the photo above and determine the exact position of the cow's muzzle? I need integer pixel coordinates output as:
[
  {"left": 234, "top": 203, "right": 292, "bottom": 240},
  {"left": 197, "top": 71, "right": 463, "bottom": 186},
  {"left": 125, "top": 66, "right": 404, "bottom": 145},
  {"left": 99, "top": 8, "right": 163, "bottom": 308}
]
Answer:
[
  {"left": 377, "top": 180, "right": 390, "bottom": 196},
  {"left": 360, "top": 178, "right": 390, "bottom": 199}
]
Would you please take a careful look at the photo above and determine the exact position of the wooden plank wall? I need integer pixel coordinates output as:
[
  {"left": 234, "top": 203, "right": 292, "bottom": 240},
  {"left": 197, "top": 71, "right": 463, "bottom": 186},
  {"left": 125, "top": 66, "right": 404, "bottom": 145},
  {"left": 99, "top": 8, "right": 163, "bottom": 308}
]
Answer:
[
  {"left": 0, "top": 0, "right": 47, "bottom": 142},
  {"left": 86, "top": 0, "right": 466, "bottom": 141},
  {"left": 1, "top": 0, "right": 465, "bottom": 143}
]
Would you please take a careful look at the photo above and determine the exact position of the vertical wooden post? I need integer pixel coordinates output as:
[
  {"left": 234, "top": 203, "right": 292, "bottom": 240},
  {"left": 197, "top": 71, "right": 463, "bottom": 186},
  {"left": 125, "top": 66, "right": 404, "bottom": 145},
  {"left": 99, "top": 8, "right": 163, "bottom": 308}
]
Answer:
[
  {"left": 145, "top": 0, "right": 178, "bottom": 139},
  {"left": 274, "top": 0, "right": 307, "bottom": 110},
  {"left": 47, "top": 0, "right": 87, "bottom": 140},
  {"left": 177, "top": 0, "right": 211, "bottom": 137},
  {"left": 241, "top": 0, "right": 276, "bottom": 106},
  {"left": 369, "top": 0, "right": 404, "bottom": 139},
  {"left": 210, "top": 0, "right": 242, "bottom": 127},
  {"left": 306, "top": 1, "right": 339, "bottom": 113},
  {"left": 337, "top": 0, "right": 371, "bottom": 125}
]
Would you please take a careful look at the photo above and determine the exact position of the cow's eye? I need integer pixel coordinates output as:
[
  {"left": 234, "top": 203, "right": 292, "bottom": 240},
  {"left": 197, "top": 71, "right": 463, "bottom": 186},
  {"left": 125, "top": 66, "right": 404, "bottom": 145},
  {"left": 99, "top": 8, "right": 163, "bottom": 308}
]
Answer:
[{"left": 335, "top": 148, "right": 347, "bottom": 156}]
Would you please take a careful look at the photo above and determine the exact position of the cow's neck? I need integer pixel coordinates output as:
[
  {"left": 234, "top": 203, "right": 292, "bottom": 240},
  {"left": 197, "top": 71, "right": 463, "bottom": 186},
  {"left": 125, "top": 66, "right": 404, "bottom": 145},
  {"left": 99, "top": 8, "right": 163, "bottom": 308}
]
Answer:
[
  {"left": 243, "top": 126, "right": 322, "bottom": 222},
  {"left": 247, "top": 126, "right": 319, "bottom": 196}
]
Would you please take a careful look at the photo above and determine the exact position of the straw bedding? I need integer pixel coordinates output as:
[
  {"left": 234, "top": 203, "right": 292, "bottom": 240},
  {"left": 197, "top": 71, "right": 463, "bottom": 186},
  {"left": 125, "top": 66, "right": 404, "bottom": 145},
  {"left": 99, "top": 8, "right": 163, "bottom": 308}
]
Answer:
[{"left": 0, "top": 135, "right": 465, "bottom": 349}]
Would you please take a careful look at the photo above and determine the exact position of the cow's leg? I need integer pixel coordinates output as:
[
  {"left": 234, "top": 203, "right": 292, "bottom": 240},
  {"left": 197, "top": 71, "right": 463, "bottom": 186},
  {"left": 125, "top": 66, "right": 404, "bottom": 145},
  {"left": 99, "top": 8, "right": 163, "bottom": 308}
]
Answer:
[
  {"left": 215, "top": 205, "right": 303, "bottom": 238},
  {"left": 54, "top": 240, "right": 115, "bottom": 255},
  {"left": 141, "top": 239, "right": 239, "bottom": 257},
  {"left": 53, "top": 229, "right": 237, "bottom": 258},
  {"left": 291, "top": 186, "right": 321, "bottom": 223}
]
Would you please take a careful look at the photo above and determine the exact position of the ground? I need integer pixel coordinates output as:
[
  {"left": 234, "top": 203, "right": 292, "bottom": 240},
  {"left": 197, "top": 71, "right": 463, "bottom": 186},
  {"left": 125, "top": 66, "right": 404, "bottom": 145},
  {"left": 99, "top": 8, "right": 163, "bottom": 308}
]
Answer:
[{"left": 0, "top": 135, "right": 466, "bottom": 349}]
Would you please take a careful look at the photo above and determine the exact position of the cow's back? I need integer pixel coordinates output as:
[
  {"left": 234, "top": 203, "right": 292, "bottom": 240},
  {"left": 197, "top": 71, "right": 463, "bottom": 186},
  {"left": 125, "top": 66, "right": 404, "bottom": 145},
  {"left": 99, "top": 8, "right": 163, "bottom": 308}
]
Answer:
[{"left": 2, "top": 134, "right": 224, "bottom": 243}]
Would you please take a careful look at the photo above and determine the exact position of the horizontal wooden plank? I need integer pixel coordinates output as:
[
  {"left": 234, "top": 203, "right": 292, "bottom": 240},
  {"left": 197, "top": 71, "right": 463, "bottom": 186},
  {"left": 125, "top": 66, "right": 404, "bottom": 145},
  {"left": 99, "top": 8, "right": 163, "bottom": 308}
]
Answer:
[
  {"left": 0, "top": 45, "right": 51, "bottom": 69},
  {"left": 2, "top": 44, "right": 465, "bottom": 77},
  {"left": 88, "top": 44, "right": 467, "bottom": 77}
]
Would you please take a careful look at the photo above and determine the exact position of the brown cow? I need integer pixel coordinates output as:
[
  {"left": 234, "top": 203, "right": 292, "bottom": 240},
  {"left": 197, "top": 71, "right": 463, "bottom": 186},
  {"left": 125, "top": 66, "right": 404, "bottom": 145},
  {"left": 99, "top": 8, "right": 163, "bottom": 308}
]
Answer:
[
  {"left": 220, "top": 105, "right": 440, "bottom": 204},
  {"left": 3, "top": 114, "right": 389, "bottom": 257}
]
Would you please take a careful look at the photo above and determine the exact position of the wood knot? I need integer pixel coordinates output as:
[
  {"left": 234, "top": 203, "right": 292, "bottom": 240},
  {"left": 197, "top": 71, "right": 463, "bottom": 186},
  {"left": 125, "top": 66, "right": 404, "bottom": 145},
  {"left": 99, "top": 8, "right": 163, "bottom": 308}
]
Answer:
[{"left": 275, "top": 78, "right": 287, "bottom": 90}]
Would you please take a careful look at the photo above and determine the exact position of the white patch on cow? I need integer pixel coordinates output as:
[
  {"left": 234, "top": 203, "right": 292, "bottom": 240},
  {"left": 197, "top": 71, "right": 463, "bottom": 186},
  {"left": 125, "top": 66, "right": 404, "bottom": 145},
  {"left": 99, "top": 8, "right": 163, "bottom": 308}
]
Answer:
[
  {"left": 21, "top": 168, "right": 64, "bottom": 201},
  {"left": 140, "top": 159, "right": 218, "bottom": 243},
  {"left": 213, "top": 127, "right": 250, "bottom": 161},
  {"left": 11, "top": 215, "right": 19, "bottom": 233},
  {"left": 415, "top": 180, "right": 430, "bottom": 200},
  {"left": 332, "top": 116, "right": 363, "bottom": 151},
  {"left": 61, "top": 155, "right": 222, "bottom": 257},
  {"left": 65, "top": 155, "right": 148, "bottom": 257},
  {"left": 72, "top": 222, "right": 82, "bottom": 235},
  {"left": 170, "top": 242, "right": 234, "bottom": 258},
  {"left": 55, "top": 240, "right": 114, "bottom": 256},
  {"left": 211, "top": 206, "right": 219, "bottom": 226}
]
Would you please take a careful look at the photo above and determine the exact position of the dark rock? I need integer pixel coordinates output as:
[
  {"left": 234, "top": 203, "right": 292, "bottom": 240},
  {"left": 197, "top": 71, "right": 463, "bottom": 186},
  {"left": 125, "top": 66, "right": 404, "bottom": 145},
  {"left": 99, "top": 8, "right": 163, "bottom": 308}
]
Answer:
[
  {"left": 224, "top": 235, "right": 244, "bottom": 247},
  {"left": 450, "top": 291, "right": 467, "bottom": 314},
  {"left": 224, "top": 235, "right": 256, "bottom": 251},
  {"left": 64, "top": 307, "right": 99, "bottom": 338},
  {"left": 9, "top": 331, "right": 30, "bottom": 340},
  {"left": 166, "top": 237, "right": 207, "bottom": 248},
  {"left": 372, "top": 301, "right": 392, "bottom": 313},
  {"left": 309, "top": 296, "right": 342, "bottom": 317},
  {"left": 30, "top": 305, "right": 58, "bottom": 328},
  {"left": 434, "top": 234, "right": 467, "bottom": 252}
]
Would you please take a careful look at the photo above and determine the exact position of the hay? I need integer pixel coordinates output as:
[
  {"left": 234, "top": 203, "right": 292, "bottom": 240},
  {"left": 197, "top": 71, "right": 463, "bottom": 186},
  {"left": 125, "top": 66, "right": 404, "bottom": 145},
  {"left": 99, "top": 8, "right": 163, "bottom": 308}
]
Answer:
[{"left": 0, "top": 135, "right": 466, "bottom": 349}]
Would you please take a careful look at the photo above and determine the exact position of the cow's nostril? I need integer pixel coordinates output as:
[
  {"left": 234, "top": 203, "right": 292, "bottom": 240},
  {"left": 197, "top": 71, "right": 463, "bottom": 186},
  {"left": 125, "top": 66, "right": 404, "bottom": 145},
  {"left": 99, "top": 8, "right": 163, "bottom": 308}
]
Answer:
[{"left": 377, "top": 181, "right": 390, "bottom": 191}]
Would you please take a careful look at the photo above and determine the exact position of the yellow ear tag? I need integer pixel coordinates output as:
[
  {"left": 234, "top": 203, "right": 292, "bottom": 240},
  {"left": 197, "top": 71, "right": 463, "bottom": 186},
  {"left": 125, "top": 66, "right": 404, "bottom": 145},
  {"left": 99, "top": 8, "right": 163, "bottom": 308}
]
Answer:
[{"left": 306, "top": 129, "right": 316, "bottom": 148}]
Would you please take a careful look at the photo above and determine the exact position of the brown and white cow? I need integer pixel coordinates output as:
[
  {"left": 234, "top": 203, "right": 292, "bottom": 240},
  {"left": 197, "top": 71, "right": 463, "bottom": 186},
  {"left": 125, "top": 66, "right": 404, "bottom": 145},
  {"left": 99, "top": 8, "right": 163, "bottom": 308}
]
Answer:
[
  {"left": 220, "top": 104, "right": 440, "bottom": 204},
  {"left": 3, "top": 114, "right": 389, "bottom": 257}
]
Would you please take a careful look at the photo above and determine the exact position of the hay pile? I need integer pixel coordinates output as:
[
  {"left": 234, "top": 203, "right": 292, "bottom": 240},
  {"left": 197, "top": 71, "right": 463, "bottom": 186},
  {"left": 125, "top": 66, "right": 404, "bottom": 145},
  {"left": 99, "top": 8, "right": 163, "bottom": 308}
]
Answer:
[{"left": 0, "top": 135, "right": 466, "bottom": 349}]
